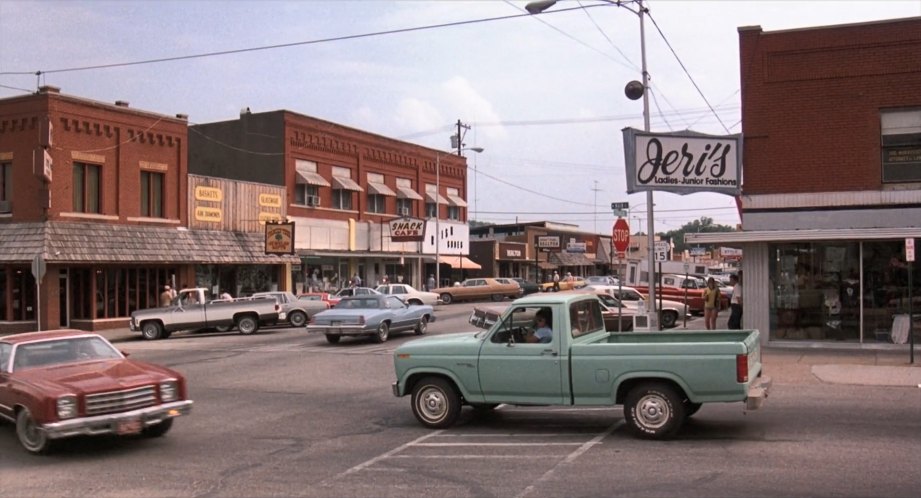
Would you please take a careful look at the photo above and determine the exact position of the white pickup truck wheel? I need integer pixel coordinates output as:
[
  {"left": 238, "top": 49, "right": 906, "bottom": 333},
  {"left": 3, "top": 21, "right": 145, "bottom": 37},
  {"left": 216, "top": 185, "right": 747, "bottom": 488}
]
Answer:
[
  {"left": 624, "top": 382, "right": 686, "bottom": 439},
  {"left": 141, "top": 322, "right": 164, "bottom": 340},
  {"left": 411, "top": 377, "right": 461, "bottom": 429},
  {"left": 236, "top": 316, "right": 259, "bottom": 335}
]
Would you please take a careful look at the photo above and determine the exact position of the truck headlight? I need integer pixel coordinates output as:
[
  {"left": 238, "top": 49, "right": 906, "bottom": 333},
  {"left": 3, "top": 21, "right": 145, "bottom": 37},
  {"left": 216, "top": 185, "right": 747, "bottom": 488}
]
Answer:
[
  {"left": 57, "top": 395, "right": 78, "bottom": 419},
  {"left": 160, "top": 381, "right": 179, "bottom": 402}
]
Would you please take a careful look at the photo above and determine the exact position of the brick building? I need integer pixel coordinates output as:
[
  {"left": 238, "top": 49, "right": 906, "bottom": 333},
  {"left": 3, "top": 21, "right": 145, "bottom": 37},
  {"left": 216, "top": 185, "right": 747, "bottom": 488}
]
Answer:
[
  {"left": 190, "top": 110, "right": 473, "bottom": 291},
  {"left": 0, "top": 87, "right": 295, "bottom": 333},
  {"left": 687, "top": 17, "right": 921, "bottom": 345}
]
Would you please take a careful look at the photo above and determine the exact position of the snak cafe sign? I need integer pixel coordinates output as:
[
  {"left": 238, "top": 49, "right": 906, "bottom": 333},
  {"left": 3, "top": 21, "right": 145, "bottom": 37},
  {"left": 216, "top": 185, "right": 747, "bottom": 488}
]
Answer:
[
  {"left": 622, "top": 128, "right": 742, "bottom": 196},
  {"left": 389, "top": 217, "right": 426, "bottom": 242}
]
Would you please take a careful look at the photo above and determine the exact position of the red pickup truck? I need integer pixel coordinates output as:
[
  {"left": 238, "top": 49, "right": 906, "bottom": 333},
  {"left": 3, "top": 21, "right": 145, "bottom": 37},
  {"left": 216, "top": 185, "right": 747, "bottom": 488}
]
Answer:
[
  {"left": 633, "top": 274, "right": 729, "bottom": 315},
  {"left": 0, "top": 329, "right": 193, "bottom": 454}
]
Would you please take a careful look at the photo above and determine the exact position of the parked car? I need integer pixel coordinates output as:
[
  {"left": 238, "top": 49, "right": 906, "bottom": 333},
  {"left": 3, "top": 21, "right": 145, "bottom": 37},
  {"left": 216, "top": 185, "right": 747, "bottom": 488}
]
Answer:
[
  {"left": 130, "top": 288, "right": 280, "bottom": 340},
  {"left": 375, "top": 283, "right": 441, "bottom": 306},
  {"left": 586, "top": 285, "right": 690, "bottom": 328},
  {"left": 493, "top": 278, "right": 524, "bottom": 297},
  {"left": 585, "top": 275, "right": 620, "bottom": 286},
  {"left": 333, "top": 287, "right": 381, "bottom": 300},
  {"left": 298, "top": 292, "right": 336, "bottom": 308},
  {"left": 0, "top": 330, "right": 193, "bottom": 454},
  {"left": 306, "top": 295, "right": 435, "bottom": 343},
  {"left": 430, "top": 278, "right": 521, "bottom": 305},
  {"left": 539, "top": 275, "right": 587, "bottom": 292},
  {"left": 509, "top": 277, "right": 541, "bottom": 295},
  {"left": 250, "top": 291, "right": 329, "bottom": 327}
]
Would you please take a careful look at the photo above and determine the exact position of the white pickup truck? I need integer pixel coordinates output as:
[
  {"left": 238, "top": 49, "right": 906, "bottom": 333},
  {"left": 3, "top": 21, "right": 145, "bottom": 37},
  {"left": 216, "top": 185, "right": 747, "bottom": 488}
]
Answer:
[{"left": 129, "top": 288, "right": 281, "bottom": 340}]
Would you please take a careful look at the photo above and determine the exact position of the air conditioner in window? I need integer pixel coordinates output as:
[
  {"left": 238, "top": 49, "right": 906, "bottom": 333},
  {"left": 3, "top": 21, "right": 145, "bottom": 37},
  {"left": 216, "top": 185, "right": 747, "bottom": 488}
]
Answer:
[
  {"left": 0, "top": 200, "right": 10, "bottom": 213},
  {"left": 306, "top": 195, "right": 320, "bottom": 207},
  {"left": 399, "top": 207, "right": 410, "bottom": 216},
  {"left": 633, "top": 314, "right": 650, "bottom": 331}
]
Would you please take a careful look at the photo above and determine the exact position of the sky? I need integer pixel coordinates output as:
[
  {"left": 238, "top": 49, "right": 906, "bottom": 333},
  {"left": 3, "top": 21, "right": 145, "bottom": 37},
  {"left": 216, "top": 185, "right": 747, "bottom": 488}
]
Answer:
[{"left": 2, "top": 0, "right": 920, "bottom": 236}]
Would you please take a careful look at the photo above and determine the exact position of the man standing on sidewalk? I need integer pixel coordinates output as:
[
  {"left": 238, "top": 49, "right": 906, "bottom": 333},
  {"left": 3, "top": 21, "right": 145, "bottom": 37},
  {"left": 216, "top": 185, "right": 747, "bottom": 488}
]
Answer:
[{"left": 728, "top": 272, "right": 743, "bottom": 329}]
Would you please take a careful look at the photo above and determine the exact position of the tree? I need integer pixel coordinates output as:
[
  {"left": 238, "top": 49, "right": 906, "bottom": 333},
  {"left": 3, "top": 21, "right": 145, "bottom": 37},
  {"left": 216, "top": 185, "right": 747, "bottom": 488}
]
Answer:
[{"left": 660, "top": 217, "right": 736, "bottom": 254}]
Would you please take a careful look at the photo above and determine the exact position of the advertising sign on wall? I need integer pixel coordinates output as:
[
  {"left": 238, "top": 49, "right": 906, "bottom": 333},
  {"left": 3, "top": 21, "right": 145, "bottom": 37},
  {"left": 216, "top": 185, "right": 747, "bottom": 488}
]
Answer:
[
  {"left": 622, "top": 128, "right": 742, "bottom": 196},
  {"left": 265, "top": 221, "right": 296, "bottom": 255},
  {"left": 389, "top": 217, "right": 426, "bottom": 242}
]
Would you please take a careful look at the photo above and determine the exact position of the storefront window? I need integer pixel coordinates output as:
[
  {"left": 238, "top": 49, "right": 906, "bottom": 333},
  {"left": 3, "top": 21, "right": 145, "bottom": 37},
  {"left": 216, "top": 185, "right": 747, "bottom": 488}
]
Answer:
[
  {"left": 862, "top": 241, "right": 919, "bottom": 343},
  {"left": 769, "top": 242, "right": 860, "bottom": 341}
]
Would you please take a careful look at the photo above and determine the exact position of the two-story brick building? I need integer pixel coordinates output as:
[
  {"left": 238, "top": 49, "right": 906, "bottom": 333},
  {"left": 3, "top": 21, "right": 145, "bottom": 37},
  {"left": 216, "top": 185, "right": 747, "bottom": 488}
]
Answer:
[
  {"left": 190, "top": 110, "right": 473, "bottom": 291},
  {"left": 0, "top": 87, "right": 296, "bottom": 333},
  {"left": 687, "top": 17, "right": 921, "bottom": 346}
]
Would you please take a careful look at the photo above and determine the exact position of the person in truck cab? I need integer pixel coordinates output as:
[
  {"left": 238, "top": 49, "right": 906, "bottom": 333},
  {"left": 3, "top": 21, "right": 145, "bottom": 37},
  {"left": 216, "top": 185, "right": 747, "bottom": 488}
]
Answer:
[{"left": 525, "top": 309, "right": 553, "bottom": 343}]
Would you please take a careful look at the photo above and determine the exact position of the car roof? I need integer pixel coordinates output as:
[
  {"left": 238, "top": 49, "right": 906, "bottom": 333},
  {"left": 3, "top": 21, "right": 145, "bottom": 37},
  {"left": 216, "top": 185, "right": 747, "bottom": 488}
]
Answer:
[{"left": 1, "top": 329, "right": 101, "bottom": 345}]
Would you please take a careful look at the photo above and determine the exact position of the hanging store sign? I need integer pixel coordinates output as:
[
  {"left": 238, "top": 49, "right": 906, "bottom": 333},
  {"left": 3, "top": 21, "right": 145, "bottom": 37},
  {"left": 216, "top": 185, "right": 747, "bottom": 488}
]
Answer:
[
  {"left": 194, "top": 206, "right": 222, "bottom": 223},
  {"left": 194, "top": 186, "right": 223, "bottom": 202},
  {"left": 389, "top": 217, "right": 426, "bottom": 242},
  {"left": 265, "top": 221, "right": 296, "bottom": 255},
  {"left": 622, "top": 128, "right": 742, "bottom": 196},
  {"left": 537, "top": 236, "right": 560, "bottom": 252}
]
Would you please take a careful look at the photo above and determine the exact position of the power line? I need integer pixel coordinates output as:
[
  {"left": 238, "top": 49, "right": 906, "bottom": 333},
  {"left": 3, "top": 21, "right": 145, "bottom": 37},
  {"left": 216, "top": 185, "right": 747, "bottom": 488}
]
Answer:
[
  {"left": 0, "top": 5, "right": 602, "bottom": 77},
  {"left": 576, "top": 0, "right": 639, "bottom": 71}
]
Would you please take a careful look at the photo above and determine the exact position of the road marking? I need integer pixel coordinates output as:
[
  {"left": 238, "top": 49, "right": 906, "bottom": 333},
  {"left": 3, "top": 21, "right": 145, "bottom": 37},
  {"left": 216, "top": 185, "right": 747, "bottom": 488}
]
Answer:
[
  {"left": 415, "top": 442, "right": 584, "bottom": 447},
  {"left": 390, "top": 454, "right": 568, "bottom": 459},
  {"left": 328, "top": 430, "right": 442, "bottom": 482},
  {"left": 515, "top": 421, "right": 622, "bottom": 498}
]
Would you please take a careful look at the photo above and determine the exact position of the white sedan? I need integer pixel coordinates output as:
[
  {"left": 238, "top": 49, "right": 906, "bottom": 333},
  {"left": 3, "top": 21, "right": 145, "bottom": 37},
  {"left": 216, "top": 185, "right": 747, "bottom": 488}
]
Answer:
[
  {"left": 375, "top": 283, "right": 442, "bottom": 306},
  {"left": 585, "top": 284, "right": 691, "bottom": 328}
]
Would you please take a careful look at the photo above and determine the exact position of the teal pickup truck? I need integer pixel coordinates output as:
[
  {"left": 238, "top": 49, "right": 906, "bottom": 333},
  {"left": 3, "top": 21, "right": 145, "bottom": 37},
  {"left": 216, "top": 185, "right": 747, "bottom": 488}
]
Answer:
[{"left": 391, "top": 293, "right": 771, "bottom": 439}]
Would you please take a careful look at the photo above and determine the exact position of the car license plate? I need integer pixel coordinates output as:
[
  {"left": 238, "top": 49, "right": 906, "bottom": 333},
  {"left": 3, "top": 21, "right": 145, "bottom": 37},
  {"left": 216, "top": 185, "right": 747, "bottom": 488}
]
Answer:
[{"left": 116, "top": 418, "right": 142, "bottom": 435}]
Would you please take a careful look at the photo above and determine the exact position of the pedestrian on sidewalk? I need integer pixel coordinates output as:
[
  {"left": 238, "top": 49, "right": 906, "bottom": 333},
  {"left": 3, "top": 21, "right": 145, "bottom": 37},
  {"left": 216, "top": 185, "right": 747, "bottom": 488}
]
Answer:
[
  {"left": 159, "top": 285, "right": 173, "bottom": 307},
  {"left": 703, "top": 277, "right": 720, "bottom": 330},
  {"left": 728, "top": 272, "right": 743, "bottom": 330}
]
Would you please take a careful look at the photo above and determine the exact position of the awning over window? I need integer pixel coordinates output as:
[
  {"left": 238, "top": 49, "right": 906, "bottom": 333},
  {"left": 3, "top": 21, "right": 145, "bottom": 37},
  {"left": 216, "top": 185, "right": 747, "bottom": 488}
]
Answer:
[
  {"left": 295, "top": 165, "right": 330, "bottom": 187},
  {"left": 446, "top": 194, "right": 467, "bottom": 208},
  {"left": 425, "top": 192, "right": 449, "bottom": 204},
  {"left": 331, "top": 176, "right": 364, "bottom": 192},
  {"left": 367, "top": 182, "right": 396, "bottom": 196},
  {"left": 396, "top": 186, "right": 423, "bottom": 200},
  {"left": 437, "top": 255, "right": 482, "bottom": 270}
]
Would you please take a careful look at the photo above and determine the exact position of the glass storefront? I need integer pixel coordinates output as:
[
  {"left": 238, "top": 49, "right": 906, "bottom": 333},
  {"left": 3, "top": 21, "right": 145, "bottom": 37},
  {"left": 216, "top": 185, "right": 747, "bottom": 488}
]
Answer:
[
  {"left": 769, "top": 241, "right": 919, "bottom": 343},
  {"left": 0, "top": 267, "right": 37, "bottom": 321},
  {"left": 195, "top": 265, "right": 278, "bottom": 299}
]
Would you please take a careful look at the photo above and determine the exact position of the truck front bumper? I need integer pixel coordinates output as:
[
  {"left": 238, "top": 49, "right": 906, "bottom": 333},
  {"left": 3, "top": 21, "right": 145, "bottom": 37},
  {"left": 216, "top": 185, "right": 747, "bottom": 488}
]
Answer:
[
  {"left": 42, "top": 400, "right": 193, "bottom": 439},
  {"left": 745, "top": 375, "right": 772, "bottom": 410}
]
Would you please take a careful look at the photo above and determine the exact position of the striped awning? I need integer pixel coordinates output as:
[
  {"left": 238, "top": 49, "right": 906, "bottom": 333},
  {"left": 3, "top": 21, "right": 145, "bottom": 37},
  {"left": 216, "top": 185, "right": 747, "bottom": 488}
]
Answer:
[
  {"left": 367, "top": 182, "right": 396, "bottom": 196},
  {"left": 396, "top": 186, "right": 423, "bottom": 200},
  {"left": 331, "top": 176, "right": 364, "bottom": 192},
  {"left": 446, "top": 194, "right": 467, "bottom": 208},
  {"left": 425, "top": 192, "right": 449, "bottom": 204}
]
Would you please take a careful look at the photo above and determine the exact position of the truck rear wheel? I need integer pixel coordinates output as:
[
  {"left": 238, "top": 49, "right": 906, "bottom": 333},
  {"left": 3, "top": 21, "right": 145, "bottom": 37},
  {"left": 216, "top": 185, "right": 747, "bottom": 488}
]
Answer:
[
  {"left": 624, "top": 382, "right": 686, "bottom": 439},
  {"left": 141, "top": 322, "right": 164, "bottom": 340},
  {"left": 237, "top": 316, "right": 259, "bottom": 335},
  {"left": 411, "top": 377, "right": 461, "bottom": 429},
  {"left": 288, "top": 310, "right": 308, "bottom": 327}
]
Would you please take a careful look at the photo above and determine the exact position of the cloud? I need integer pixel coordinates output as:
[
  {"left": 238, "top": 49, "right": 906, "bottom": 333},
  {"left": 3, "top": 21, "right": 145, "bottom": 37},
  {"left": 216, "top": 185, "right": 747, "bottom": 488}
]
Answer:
[
  {"left": 441, "top": 77, "right": 507, "bottom": 141},
  {"left": 393, "top": 98, "right": 445, "bottom": 137}
]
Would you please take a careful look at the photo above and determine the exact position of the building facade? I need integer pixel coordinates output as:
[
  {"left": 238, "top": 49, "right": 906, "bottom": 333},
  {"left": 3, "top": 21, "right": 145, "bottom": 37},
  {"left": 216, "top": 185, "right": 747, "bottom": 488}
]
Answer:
[
  {"left": 0, "top": 88, "right": 295, "bottom": 333},
  {"left": 687, "top": 18, "right": 921, "bottom": 346},
  {"left": 190, "top": 110, "right": 472, "bottom": 292}
]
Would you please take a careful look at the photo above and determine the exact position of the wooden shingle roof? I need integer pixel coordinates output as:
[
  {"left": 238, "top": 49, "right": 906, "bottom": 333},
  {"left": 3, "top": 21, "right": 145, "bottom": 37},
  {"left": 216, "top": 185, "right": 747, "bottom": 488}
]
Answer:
[{"left": 0, "top": 222, "right": 299, "bottom": 264}]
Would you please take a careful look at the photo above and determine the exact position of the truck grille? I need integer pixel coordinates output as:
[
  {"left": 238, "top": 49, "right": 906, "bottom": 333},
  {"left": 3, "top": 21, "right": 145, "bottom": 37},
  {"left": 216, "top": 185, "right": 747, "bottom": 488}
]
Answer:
[{"left": 85, "top": 386, "right": 158, "bottom": 415}]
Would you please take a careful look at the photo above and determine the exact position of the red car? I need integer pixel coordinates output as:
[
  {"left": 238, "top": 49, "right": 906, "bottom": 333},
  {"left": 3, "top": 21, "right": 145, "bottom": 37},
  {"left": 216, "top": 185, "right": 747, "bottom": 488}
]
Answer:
[{"left": 0, "top": 330, "right": 193, "bottom": 454}]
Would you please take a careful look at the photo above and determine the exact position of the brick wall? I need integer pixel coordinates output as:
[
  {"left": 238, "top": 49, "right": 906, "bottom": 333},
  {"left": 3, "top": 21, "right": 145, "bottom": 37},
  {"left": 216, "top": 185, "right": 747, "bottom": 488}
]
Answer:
[{"left": 738, "top": 18, "right": 921, "bottom": 195}]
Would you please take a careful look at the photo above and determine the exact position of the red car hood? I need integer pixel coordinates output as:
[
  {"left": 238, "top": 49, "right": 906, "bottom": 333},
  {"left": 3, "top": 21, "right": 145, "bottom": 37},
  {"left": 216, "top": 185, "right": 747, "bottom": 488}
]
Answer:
[{"left": 16, "top": 360, "right": 176, "bottom": 396}]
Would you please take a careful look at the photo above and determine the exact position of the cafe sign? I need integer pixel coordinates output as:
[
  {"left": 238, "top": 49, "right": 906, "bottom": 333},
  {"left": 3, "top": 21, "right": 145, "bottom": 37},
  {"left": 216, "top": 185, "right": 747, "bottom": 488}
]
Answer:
[
  {"left": 622, "top": 128, "right": 742, "bottom": 196},
  {"left": 265, "top": 221, "right": 296, "bottom": 255},
  {"left": 389, "top": 217, "right": 426, "bottom": 242}
]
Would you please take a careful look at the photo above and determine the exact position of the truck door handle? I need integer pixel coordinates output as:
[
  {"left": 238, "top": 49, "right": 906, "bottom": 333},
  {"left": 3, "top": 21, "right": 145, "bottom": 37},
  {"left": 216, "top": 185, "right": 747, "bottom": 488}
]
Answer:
[{"left": 542, "top": 349, "right": 558, "bottom": 357}]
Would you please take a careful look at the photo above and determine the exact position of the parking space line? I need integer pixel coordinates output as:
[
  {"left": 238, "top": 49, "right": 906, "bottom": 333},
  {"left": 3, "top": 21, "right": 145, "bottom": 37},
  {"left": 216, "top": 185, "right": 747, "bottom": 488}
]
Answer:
[
  {"left": 389, "top": 454, "right": 569, "bottom": 459},
  {"left": 416, "top": 442, "right": 584, "bottom": 447},
  {"left": 515, "top": 421, "right": 622, "bottom": 498},
  {"left": 329, "top": 430, "right": 443, "bottom": 482}
]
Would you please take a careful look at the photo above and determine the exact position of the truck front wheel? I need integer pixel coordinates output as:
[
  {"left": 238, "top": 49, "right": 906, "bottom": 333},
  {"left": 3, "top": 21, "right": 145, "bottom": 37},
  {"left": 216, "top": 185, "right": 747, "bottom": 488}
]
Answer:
[
  {"left": 141, "top": 322, "right": 164, "bottom": 340},
  {"left": 411, "top": 377, "right": 461, "bottom": 429},
  {"left": 624, "top": 382, "right": 686, "bottom": 439},
  {"left": 237, "top": 316, "right": 259, "bottom": 335}
]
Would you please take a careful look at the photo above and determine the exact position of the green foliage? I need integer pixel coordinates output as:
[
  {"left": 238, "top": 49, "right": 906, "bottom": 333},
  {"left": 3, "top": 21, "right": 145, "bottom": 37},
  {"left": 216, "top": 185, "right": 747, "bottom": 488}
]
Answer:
[{"left": 659, "top": 217, "right": 736, "bottom": 254}]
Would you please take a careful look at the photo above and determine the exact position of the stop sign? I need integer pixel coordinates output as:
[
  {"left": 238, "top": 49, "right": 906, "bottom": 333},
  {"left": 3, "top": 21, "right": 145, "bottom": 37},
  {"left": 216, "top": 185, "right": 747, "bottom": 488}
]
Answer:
[{"left": 612, "top": 218, "right": 630, "bottom": 254}]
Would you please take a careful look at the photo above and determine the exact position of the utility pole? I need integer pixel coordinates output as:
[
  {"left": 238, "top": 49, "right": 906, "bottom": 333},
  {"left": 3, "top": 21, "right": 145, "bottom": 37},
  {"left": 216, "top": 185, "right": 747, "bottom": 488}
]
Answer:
[
  {"left": 454, "top": 119, "right": 472, "bottom": 156},
  {"left": 591, "top": 180, "right": 602, "bottom": 233}
]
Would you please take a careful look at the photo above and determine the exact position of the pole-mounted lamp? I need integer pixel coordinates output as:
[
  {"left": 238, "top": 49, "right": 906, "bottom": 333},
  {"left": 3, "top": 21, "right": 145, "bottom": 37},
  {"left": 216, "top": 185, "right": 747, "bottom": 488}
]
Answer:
[
  {"left": 525, "top": 0, "right": 658, "bottom": 328},
  {"left": 435, "top": 146, "right": 484, "bottom": 289}
]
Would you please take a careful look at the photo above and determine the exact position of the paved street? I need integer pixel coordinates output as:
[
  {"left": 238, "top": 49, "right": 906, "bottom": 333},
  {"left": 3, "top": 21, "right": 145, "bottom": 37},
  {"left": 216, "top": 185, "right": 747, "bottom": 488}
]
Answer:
[{"left": 2, "top": 301, "right": 920, "bottom": 497}]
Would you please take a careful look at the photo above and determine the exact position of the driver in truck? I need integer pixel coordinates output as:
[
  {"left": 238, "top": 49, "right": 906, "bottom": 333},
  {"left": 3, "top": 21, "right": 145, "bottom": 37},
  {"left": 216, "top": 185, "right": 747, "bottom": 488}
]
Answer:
[{"left": 525, "top": 309, "right": 553, "bottom": 343}]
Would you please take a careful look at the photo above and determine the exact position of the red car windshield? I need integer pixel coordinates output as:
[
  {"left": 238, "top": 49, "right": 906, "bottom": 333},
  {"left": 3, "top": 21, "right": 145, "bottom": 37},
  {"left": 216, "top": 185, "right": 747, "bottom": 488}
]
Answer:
[{"left": 13, "top": 337, "right": 122, "bottom": 371}]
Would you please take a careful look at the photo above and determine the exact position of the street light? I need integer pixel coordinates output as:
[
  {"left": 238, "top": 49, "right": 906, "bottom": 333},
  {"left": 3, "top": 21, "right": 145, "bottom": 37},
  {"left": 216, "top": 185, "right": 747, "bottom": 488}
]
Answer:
[
  {"left": 435, "top": 146, "right": 484, "bottom": 289},
  {"left": 525, "top": 0, "right": 658, "bottom": 328}
]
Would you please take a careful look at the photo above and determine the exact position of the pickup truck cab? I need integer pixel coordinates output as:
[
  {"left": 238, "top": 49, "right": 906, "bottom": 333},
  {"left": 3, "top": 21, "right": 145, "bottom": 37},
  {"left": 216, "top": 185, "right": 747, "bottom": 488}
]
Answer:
[
  {"left": 392, "top": 293, "right": 770, "bottom": 439},
  {"left": 130, "top": 288, "right": 280, "bottom": 340}
]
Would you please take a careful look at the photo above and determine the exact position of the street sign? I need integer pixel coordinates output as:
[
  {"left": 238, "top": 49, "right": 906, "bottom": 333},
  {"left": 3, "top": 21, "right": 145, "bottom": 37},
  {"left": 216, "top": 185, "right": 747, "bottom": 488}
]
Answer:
[
  {"left": 610, "top": 201, "right": 629, "bottom": 211},
  {"left": 612, "top": 218, "right": 630, "bottom": 255},
  {"left": 654, "top": 241, "right": 669, "bottom": 262},
  {"left": 31, "top": 254, "right": 46, "bottom": 280},
  {"left": 907, "top": 238, "right": 915, "bottom": 262}
]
